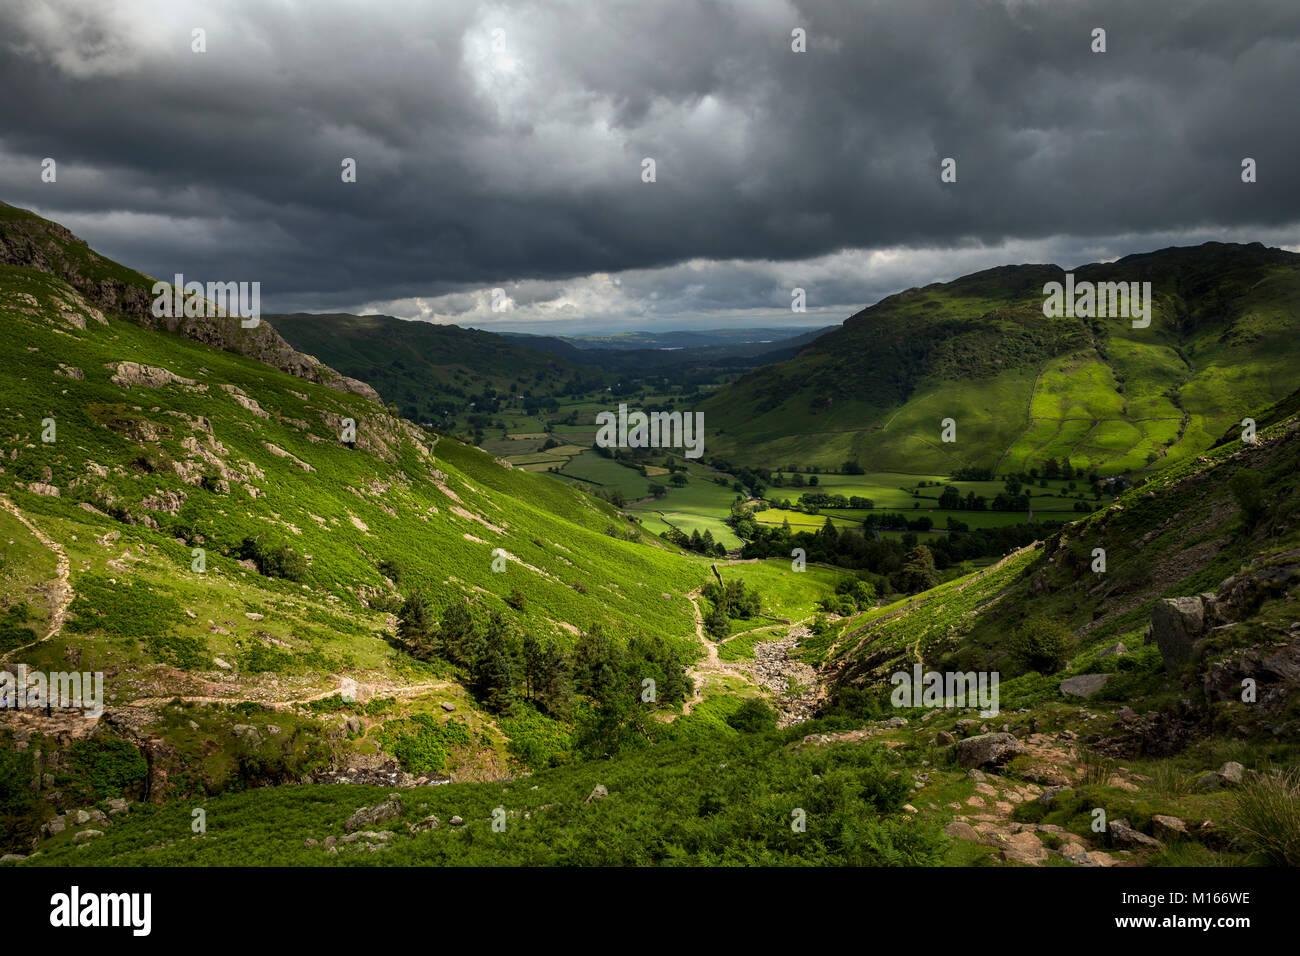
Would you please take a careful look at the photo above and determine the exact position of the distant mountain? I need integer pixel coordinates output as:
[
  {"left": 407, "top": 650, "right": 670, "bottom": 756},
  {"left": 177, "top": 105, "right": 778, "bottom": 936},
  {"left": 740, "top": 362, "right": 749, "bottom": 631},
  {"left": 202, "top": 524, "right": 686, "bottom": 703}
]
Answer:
[
  {"left": 269, "top": 312, "right": 602, "bottom": 424},
  {"left": 271, "top": 315, "right": 837, "bottom": 422},
  {"left": 512, "top": 327, "right": 833, "bottom": 350},
  {"left": 500, "top": 325, "right": 836, "bottom": 373},
  {"left": 699, "top": 242, "right": 1300, "bottom": 476}
]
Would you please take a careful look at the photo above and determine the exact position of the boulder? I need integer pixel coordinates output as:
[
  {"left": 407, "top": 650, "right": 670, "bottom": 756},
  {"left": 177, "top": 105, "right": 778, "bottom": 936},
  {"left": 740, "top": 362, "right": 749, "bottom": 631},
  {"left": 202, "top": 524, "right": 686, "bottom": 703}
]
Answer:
[
  {"left": 1219, "top": 761, "right": 1245, "bottom": 785},
  {"left": 1195, "top": 761, "right": 1246, "bottom": 791},
  {"left": 1097, "top": 642, "right": 1128, "bottom": 658},
  {"left": 944, "top": 821, "right": 979, "bottom": 841},
  {"left": 954, "top": 732, "right": 1025, "bottom": 769},
  {"left": 1059, "top": 674, "right": 1111, "bottom": 698},
  {"left": 344, "top": 793, "right": 404, "bottom": 832},
  {"left": 1151, "top": 596, "right": 1207, "bottom": 673},
  {"left": 998, "top": 831, "right": 1050, "bottom": 865},
  {"left": 1038, "top": 786, "right": 1070, "bottom": 806},
  {"left": 1109, "top": 818, "right": 1162, "bottom": 849},
  {"left": 1151, "top": 814, "right": 1188, "bottom": 841},
  {"left": 232, "top": 724, "right": 263, "bottom": 744},
  {"left": 585, "top": 784, "right": 610, "bottom": 803}
]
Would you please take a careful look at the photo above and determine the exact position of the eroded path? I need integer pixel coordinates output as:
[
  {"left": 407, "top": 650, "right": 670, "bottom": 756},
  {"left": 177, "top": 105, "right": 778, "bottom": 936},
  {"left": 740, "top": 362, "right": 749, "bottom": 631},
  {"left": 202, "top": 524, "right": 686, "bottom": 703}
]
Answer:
[
  {"left": 679, "top": 590, "right": 823, "bottom": 726},
  {"left": 0, "top": 495, "right": 73, "bottom": 662},
  {"left": 124, "top": 678, "right": 458, "bottom": 711}
]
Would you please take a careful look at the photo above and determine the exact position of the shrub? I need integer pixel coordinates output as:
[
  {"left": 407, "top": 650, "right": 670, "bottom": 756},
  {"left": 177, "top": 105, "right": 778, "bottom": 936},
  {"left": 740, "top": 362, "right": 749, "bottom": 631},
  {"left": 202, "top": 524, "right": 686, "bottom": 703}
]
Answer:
[
  {"left": 65, "top": 736, "right": 148, "bottom": 800},
  {"left": 1011, "top": 617, "right": 1075, "bottom": 674},
  {"left": 501, "top": 705, "right": 572, "bottom": 769},
  {"left": 726, "top": 699, "right": 778, "bottom": 734},
  {"left": 378, "top": 714, "right": 474, "bottom": 775},
  {"left": 238, "top": 536, "right": 308, "bottom": 582},
  {"left": 1229, "top": 470, "right": 1266, "bottom": 527}
]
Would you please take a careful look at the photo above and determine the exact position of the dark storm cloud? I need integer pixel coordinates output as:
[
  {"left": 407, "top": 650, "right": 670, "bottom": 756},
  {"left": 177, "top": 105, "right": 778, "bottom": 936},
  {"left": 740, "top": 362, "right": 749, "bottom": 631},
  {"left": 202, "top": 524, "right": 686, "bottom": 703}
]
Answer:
[{"left": 1, "top": 0, "right": 1297, "bottom": 327}]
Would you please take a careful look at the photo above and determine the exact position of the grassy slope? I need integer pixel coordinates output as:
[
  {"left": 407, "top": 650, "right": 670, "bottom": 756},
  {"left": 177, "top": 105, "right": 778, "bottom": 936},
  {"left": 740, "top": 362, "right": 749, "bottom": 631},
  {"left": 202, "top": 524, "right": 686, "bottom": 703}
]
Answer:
[
  {"left": 701, "top": 243, "right": 1300, "bottom": 476},
  {"left": 269, "top": 312, "right": 600, "bottom": 424},
  {"left": 0, "top": 220, "right": 849, "bottom": 807},
  {"left": 825, "top": 392, "right": 1300, "bottom": 699}
]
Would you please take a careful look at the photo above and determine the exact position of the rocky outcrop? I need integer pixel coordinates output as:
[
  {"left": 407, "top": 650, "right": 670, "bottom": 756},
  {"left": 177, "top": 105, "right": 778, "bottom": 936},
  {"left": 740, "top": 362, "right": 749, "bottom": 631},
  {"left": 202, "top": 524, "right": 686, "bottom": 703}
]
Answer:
[
  {"left": 1059, "top": 674, "right": 1110, "bottom": 698},
  {"left": 344, "top": 793, "right": 404, "bottom": 832},
  {"left": 954, "top": 732, "right": 1025, "bottom": 769},
  {"left": 109, "top": 361, "right": 200, "bottom": 390},
  {"left": 0, "top": 201, "right": 381, "bottom": 405},
  {"left": 1151, "top": 596, "right": 1208, "bottom": 673}
]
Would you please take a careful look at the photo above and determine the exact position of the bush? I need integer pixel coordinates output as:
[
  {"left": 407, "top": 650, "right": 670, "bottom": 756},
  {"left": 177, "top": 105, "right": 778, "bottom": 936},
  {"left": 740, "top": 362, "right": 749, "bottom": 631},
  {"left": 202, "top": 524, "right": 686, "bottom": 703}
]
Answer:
[
  {"left": 0, "top": 737, "right": 39, "bottom": 852},
  {"left": 238, "top": 536, "right": 308, "bottom": 582},
  {"left": 65, "top": 736, "right": 148, "bottom": 800},
  {"left": 1229, "top": 470, "right": 1266, "bottom": 526},
  {"left": 1011, "top": 617, "right": 1074, "bottom": 674},
  {"left": 726, "top": 699, "right": 778, "bottom": 734},
  {"left": 378, "top": 714, "right": 474, "bottom": 775},
  {"left": 501, "top": 705, "right": 572, "bottom": 769}
]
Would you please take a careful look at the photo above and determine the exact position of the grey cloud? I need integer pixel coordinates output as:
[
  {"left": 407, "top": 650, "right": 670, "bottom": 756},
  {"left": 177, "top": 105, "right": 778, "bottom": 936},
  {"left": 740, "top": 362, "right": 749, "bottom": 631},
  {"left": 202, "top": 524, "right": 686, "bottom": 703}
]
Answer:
[{"left": 1, "top": 0, "right": 1296, "bottom": 328}]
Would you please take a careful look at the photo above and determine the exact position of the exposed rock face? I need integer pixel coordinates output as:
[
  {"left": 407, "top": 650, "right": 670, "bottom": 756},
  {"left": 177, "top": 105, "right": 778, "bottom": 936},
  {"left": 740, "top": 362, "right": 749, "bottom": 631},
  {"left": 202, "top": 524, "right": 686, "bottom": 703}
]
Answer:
[
  {"left": 140, "top": 490, "right": 187, "bottom": 515},
  {"left": 0, "top": 201, "right": 381, "bottom": 404},
  {"left": 109, "top": 361, "right": 199, "bottom": 389},
  {"left": 954, "top": 732, "right": 1025, "bottom": 769},
  {"left": 1151, "top": 814, "right": 1188, "bottom": 841},
  {"left": 1108, "top": 818, "right": 1162, "bottom": 849},
  {"left": 345, "top": 793, "right": 405, "bottom": 832},
  {"left": 1151, "top": 596, "right": 1207, "bottom": 673},
  {"left": 1204, "top": 636, "right": 1300, "bottom": 711},
  {"left": 1059, "top": 674, "right": 1111, "bottom": 698}
]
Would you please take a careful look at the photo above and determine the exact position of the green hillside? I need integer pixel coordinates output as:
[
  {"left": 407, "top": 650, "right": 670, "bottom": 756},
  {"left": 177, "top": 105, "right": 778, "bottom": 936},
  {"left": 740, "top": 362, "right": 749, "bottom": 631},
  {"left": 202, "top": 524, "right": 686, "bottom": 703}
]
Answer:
[
  {"left": 3, "top": 204, "right": 1297, "bottom": 869},
  {"left": 269, "top": 312, "right": 603, "bottom": 428},
  {"left": 822, "top": 385, "right": 1300, "bottom": 771},
  {"left": 0, "top": 204, "right": 847, "bottom": 847},
  {"left": 700, "top": 243, "right": 1300, "bottom": 477}
]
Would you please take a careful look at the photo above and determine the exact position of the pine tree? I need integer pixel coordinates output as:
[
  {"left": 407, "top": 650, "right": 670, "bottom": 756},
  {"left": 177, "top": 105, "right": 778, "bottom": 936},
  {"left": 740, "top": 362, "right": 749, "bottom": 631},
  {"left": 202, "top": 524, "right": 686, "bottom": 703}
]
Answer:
[
  {"left": 897, "top": 545, "right": 939, "bottom": 594},
  {"left": 573, "top": 622, "right": 621, "bottom": 702},
  {"left": 473, "top": 610, "right": 519, "bottom": 714},
  {"left": 535, "top": 640, "right": 573, "bottom": 720},
  {"left": 397, "top": 589, "right": 437, "bottom": 660},
  {"left": 439, "top": 602, "right": 478, "bottom": 668}
]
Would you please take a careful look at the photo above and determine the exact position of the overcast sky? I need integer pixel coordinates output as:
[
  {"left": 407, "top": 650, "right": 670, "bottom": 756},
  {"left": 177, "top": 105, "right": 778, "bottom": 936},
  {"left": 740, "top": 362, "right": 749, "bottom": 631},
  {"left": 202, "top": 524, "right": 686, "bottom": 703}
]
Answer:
[{"left": 2, "top": 0, "right": 1297, "bottom": 332}]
